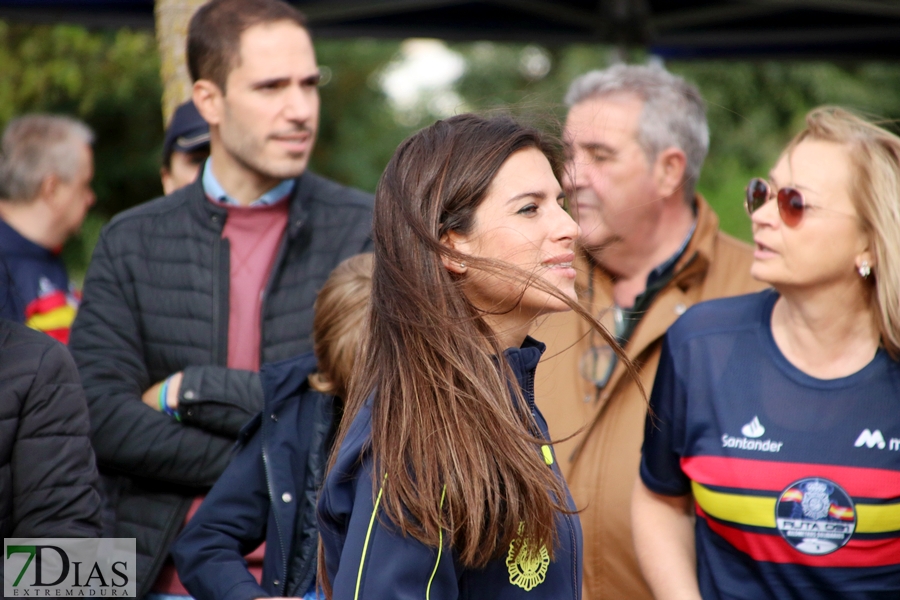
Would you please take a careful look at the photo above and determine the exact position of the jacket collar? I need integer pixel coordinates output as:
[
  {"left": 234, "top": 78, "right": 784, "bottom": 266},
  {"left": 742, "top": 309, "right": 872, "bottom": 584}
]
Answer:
[
  {"left": 237, "top": 351, "right": 319, "bottom": 441},
  {"left": 588, "top": 193, "right": 719, "bottom": 306},
  {"left": 503, "top": 336, "right": 546, "bottom": 410},
  {"left": 673, "top": 193, "right": 718, "bottom": 283},
  {"left": 187, "top": 171, "right": 313, "bottom": 238},
  {"left": 259, "top": 351, "right": 319, "bottom": 415},
  {"left": 581, "top": 194, "right": 721, "bottom": 405}
]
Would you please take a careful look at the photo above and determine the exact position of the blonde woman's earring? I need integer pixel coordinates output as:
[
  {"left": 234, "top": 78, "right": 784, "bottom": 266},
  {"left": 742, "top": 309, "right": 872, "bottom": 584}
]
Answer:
[{"left": 859, "top": 260, "right": 871, "bottom": 278}]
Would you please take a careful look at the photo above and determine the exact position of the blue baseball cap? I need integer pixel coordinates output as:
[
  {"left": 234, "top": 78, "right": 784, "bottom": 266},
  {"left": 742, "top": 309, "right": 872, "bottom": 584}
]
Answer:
[{"left": 163, "top": 100, "right": 210, "bottom": 162}]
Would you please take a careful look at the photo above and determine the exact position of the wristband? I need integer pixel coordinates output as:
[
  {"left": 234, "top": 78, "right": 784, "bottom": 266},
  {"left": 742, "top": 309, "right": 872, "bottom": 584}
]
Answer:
[
  {"left": 158, "top": 376, "right": 181, "bottom": 422},
  {"left": 157, "top": 378, "right": 168, "bottom": 412}
]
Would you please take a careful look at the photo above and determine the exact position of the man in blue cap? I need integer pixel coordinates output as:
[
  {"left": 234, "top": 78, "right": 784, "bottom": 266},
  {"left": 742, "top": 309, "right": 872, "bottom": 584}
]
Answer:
[{"left": 160, "top": 99, "right": 210, "bottom": 194}]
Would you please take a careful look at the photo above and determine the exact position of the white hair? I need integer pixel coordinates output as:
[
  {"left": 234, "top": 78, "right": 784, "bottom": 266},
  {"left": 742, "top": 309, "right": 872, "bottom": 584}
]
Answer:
[
  {"left": 566, "top": 63, "right": 709, "bottom": 200},
  {"left": 0, "top": 114, "right": 94, "bottom": 203}
]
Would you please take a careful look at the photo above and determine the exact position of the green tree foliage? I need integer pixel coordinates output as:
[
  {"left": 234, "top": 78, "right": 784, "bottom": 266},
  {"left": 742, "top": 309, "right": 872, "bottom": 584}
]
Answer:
[
  {"left": 0, "top": 22, "right": 164, "bottom": 275},
  {"left": 311, "top": 38, "right": 414, "bottom": 194}
]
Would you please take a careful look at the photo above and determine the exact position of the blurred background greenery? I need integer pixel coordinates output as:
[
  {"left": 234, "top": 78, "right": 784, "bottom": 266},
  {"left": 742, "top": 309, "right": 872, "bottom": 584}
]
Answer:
[{"left": 2, "top": 21, "right": 900, "bottom": 279}]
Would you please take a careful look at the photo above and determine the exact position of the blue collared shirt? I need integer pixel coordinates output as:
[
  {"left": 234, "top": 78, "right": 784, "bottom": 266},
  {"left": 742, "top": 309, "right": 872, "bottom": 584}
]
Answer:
[{"left": 201, "top": 159, "right": 295, "bottom": 207}]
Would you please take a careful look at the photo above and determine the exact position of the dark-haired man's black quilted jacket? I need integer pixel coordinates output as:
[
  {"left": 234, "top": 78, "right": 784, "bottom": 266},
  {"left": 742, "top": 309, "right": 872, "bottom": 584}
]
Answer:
[
  {"left": 68, "top": 173, "right": 372, "bottom": 598},
  {"left": 0, "top": 319, "right": 102, "bottom": 542}
]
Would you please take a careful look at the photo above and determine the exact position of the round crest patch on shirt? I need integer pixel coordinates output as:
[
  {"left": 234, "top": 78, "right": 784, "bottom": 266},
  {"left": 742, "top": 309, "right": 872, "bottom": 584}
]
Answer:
[
  {"left": 775, "top": 477, "right": 856, "bottom": 555},
  {"left": 506, "top": 530, "right": 550, "bottom": 591}
]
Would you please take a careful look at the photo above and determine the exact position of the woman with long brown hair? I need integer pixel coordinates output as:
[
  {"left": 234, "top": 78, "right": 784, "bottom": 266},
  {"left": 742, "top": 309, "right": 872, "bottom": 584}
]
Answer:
[{"left": 317, "top": 113, "right": 621, "bottom": 598}]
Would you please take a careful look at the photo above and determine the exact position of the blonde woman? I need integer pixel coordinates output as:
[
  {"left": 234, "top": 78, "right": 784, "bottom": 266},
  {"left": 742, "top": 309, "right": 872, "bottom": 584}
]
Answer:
[{"left": 633, "top": 107, "right": 900, "bottom": 599}]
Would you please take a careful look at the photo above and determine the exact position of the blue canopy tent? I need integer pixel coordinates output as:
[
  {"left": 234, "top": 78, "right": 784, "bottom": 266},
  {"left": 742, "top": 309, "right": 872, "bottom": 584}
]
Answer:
[{"left": 1, "top": 0, "right": 899, "bottom": 59}]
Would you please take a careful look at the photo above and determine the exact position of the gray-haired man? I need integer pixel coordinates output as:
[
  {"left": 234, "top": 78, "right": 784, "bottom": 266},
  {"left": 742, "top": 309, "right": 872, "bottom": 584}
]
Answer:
[
  {"left": 0, "top": 114, "right": 95, "bottom": 343},
  {"left": 534, "top": 64, "right": 764, "bottom": 599}
]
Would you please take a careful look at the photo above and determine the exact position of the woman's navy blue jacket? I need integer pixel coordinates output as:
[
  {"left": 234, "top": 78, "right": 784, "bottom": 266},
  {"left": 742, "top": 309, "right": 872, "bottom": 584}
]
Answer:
[
  {"left": 318, "top": 337, "right": 583, "bottom": 599},
  {"left": 171, "top": 351, "right": 337, "bottom": 600}
]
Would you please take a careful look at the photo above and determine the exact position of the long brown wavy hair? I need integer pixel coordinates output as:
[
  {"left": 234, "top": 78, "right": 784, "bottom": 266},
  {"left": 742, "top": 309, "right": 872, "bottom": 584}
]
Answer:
[{"left": 319, "top": 114, "right": 633, "bottom": 596}]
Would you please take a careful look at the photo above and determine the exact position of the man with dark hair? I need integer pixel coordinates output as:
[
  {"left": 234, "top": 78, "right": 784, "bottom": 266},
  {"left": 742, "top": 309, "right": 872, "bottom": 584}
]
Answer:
[
  {"left": 160, "top": 100, "right": 209, "bottom": 194},
  {"left": 0, "top": 114, "right": 95, "bottom": 343},
  {"left": 69, "top": 0, "right": 373, "bottom": 596},
  {"left": 187, "top": 0, "right": 308, "bottom": 93}
]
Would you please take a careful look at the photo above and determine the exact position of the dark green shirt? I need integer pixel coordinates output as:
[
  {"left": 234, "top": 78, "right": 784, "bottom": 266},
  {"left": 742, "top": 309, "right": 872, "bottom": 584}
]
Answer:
[{"left": 616, "top": 221, "right": 696, "bottom": 346}]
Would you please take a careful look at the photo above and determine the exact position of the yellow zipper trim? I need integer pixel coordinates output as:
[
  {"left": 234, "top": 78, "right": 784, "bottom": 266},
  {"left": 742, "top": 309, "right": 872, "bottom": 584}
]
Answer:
[
  {"left": 541, "top": 445, "right": 554, "bottom": 466},
  {"left": 355, "top": 477, "right": 386, "bottom": 600},
  {"left": 426, "top": 486, "right": 447, "bottom": 600}
]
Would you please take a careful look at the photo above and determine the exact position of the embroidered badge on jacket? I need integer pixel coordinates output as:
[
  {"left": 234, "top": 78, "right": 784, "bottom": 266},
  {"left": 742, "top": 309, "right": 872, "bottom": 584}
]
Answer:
[{"left": 506, "top": 525, "right": 550, "bottom": 591}]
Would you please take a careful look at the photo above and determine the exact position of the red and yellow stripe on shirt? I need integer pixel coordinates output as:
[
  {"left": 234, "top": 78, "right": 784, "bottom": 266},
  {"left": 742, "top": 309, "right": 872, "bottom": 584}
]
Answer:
[
  {"left": 682, "top": 456, "right": 900, "bottom": 567},
  {"left": 25, "top": 289, "right": 79, "bottom": 344}
]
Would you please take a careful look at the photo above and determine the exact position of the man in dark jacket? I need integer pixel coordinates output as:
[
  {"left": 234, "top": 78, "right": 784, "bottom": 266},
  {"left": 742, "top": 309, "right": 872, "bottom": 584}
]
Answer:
[{"left": 68, "top": 0, "right": 372, "bottom": 596}]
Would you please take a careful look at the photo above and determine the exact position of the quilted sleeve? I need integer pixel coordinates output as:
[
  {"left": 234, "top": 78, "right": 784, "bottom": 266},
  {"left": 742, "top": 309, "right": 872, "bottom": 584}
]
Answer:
[
  {"left": 11, "top": 339, "right": 103, "bottom": 538},
  {"left": 178, "top": 366, "right": 263, "bottom": 438}
]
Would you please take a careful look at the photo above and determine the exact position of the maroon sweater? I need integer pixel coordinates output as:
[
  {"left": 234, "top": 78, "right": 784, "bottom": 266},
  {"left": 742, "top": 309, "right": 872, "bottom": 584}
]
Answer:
[{"left": 155, "top": 198, "right": 289, "bottom": 595}]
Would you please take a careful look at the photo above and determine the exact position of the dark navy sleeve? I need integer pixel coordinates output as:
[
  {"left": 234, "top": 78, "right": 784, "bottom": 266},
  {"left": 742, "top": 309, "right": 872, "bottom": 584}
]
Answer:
[
  {"left": 640, "top": 333, "right": 692, "bottom": 496},
  {"left": 171, "top": 426, "right": 269, "bottom": 600}
]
